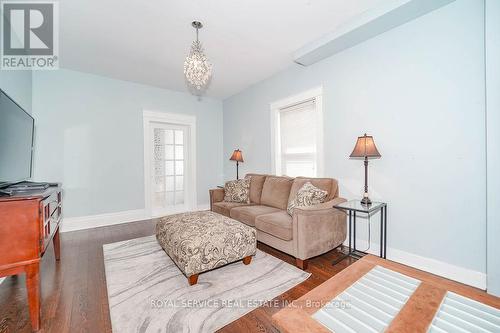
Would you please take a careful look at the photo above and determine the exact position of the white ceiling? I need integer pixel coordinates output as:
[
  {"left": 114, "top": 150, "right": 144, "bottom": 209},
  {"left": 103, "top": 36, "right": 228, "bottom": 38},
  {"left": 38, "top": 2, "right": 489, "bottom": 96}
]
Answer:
[{"left": 59, "top": 0, "right": 388, "bottom": 99}]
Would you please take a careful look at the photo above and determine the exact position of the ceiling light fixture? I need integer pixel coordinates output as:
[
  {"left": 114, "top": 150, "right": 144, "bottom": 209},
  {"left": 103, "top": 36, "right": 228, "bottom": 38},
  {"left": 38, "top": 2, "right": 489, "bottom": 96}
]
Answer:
[{"left": 183, "top": 21, "right": 212, "bottom": 93}]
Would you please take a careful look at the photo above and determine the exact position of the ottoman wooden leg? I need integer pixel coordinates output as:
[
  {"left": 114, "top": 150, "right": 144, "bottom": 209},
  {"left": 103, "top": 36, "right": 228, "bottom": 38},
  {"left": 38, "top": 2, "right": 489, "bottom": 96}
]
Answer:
[
  {"left": 295, "top": 258, "right": 308, "bottom": 270},
  {"left": 188, "top": 274, "right": 199, "bottom": 286},
  {"left": 243, "top": 256, "right": 252, "bottom": 265}
]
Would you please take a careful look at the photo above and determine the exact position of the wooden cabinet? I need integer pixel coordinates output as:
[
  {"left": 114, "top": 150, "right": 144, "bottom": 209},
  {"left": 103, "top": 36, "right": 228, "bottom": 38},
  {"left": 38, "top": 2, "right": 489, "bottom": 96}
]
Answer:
[{"left": 0, "top": 185, "right": 62, "bottom": 331}]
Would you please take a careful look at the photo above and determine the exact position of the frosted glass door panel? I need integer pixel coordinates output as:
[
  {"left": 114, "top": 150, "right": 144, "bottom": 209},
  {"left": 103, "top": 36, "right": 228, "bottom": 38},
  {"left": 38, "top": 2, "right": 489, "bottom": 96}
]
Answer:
[{"left": 152, "top": 125, "right": 187, "bottom": 214}]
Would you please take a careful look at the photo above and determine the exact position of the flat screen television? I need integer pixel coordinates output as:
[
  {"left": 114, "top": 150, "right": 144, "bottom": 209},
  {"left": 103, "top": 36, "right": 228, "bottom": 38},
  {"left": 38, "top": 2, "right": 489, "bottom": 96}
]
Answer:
[{"left": 0, "top": 89, "right": 34, "bottom": 188}]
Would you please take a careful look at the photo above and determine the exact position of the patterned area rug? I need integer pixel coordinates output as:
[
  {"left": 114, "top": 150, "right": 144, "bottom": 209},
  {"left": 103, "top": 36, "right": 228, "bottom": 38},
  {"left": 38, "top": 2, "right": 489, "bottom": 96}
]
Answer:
[{"left": 103, "top": 235, "right": 310, "bottom": 333}]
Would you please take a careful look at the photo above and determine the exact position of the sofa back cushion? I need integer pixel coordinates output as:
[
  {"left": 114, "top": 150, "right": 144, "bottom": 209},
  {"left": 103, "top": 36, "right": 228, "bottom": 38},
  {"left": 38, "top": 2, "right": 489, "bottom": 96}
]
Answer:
[
  {"left": 288, "top": 177, "right": 338, "bottom": 203},
  {"left": 260, "top": 176, "right": 294, "bottom": 210},
  {"left": 245, "top": 173, "right": 267, "bottom": 204}
]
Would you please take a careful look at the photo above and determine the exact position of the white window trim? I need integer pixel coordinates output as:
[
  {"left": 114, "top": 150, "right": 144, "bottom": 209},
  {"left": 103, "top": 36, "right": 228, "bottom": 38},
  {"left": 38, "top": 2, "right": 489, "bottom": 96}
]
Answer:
[
  {"left": 270, "top": 86, "right": 324, "bottom": 177},
  {"left": 143, "top": 110, "right": 197, "bottom": 217}
]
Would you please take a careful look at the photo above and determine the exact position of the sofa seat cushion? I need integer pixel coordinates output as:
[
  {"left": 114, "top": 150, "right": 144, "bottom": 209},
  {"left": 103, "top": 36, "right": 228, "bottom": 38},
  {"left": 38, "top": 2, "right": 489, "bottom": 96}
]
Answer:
[
  {"left": 260, "top": 176, "right": 294, "bottom": 210},
  {"left": 255, "top": 211, "right": 293, "bottom": 241},
  {"left": 212, "top": 201, "right": 252, "bottom": 217},
  {"left": 230, "top": 205, "right": 281, "bottom": 227}
]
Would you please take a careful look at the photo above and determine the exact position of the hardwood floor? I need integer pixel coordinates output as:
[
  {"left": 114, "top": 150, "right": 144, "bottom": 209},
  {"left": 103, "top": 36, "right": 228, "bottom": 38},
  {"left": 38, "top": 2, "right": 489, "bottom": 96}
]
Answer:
[{"left": 0, "top": 219, "right": 354, "bottom": 333}]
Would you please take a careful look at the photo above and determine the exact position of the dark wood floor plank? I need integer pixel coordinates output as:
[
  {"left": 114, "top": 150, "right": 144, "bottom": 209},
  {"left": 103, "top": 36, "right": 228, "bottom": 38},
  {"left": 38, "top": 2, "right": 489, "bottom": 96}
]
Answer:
[
  {"left": 86, "top": 226, "right": 111, "bottom": 333},
  {"left": 68, "top": 227, "right": 92, "bottom": 333},
  {"left": 0, "top": 219, "right": 352, "bottom": 333},
  {"left": 51, "top": 230, "right": 84, "bottom": 333}
]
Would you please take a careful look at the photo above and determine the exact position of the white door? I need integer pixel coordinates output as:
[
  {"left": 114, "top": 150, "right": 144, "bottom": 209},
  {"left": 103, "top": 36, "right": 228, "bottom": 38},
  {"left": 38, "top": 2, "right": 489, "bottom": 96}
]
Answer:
[{"left": 150, "top": 123, "right": 189, "bottom": 216}]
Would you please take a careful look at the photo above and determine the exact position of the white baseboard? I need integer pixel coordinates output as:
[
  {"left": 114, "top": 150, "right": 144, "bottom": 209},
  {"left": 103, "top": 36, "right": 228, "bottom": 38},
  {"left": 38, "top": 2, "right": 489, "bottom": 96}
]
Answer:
[
  {"left": 197, "top": 203, "right": 210, "bottom": 211},
  {"left": 347, "top": 238, "right": 486, "bottom": 290},
  {"left": 61, "top": 209, "right": 149, "bottom": 232},
  {"left": 60, "top": 204, "right": 211, "bottom": 233}
]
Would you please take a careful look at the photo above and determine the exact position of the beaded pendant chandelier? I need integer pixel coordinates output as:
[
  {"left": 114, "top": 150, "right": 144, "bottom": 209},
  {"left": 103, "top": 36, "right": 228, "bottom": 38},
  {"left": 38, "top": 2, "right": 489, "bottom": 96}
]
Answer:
[{"left": 183, "top": 21, "right": 212, "bottom": 92}]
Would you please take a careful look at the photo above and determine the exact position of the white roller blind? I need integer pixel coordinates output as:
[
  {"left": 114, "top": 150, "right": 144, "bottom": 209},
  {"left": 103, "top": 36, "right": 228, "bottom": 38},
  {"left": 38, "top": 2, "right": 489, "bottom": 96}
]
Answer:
[{"left": 279, "top": 98, "right": 318, "bottom": 177}]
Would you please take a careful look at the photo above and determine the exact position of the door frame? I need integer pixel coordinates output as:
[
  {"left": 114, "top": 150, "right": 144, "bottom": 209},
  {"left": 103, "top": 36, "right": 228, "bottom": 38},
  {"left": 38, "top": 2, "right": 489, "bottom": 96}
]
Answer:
[{"left": 143, "top": 110, "right": 197, "bottom": 217}]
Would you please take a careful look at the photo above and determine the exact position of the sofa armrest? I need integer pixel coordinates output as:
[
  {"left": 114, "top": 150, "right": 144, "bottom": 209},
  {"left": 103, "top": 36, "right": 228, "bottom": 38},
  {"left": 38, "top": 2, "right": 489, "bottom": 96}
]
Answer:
[
  {"left": 209, "top": 188, "right": 225, "bottom": 211},
  {"left": 293, "top": 197, "right": 347, "bottom": 260}
]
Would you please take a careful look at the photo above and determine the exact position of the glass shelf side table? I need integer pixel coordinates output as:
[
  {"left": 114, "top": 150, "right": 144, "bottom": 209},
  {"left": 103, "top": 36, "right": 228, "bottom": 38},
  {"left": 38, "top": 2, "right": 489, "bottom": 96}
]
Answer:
[{"left": 332, "top": 200, "right": 387, "bottom": 265}]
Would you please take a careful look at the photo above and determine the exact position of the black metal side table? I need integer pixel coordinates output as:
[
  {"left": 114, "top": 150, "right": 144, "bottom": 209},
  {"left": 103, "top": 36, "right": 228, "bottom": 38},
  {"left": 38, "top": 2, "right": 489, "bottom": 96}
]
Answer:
[{"left": 332, "top": 200, "right": 387, "bottom": 265}]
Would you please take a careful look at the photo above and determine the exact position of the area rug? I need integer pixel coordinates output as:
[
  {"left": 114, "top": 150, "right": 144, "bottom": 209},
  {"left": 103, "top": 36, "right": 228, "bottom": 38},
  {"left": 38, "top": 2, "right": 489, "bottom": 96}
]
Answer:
[{"left": 103, "top": 235, "right": 311, "bottom": 333}]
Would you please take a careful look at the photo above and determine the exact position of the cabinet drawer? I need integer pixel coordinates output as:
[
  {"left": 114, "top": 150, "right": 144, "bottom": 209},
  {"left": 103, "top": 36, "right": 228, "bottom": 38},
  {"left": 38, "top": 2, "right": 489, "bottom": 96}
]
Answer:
[
  {"left": 48, "top": 200, "right": 59, "bottom": 218},
  {"left": 40, "top": 191, "right": 61, "bottom": 253}
]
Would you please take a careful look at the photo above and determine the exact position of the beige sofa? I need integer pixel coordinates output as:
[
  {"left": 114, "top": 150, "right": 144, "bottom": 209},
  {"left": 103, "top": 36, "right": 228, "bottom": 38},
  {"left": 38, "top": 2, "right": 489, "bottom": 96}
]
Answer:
[{"left": 209, "top": 174, "right": 347, "bottom": 270}]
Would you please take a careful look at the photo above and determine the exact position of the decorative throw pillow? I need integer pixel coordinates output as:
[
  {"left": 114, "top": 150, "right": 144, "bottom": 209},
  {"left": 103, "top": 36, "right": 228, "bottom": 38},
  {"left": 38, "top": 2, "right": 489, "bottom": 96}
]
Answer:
[
  {"left": 224, "top": 178, "right": 251, "bottom": 203},
  {"left": 287, "top": 182, "right": 328, "bottom": 216}
]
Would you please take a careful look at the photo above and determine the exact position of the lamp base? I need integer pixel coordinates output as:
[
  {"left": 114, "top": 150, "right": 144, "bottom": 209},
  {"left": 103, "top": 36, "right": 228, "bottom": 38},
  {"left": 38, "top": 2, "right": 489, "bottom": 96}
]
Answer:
[{"left": 361, "top": 196, "right": 372, "bottom": 206}]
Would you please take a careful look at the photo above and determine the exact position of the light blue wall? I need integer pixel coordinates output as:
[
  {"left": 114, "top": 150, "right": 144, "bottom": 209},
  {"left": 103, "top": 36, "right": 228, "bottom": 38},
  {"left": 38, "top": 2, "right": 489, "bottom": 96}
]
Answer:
[
  {"left": 0, "top": 29, "right": 32, "bottom": 114},
  {"left": 486, "top": 0, "right": 500, "bottom": 296},
  {"left": 0, "top": 70, "right": 32, "bottom": 114},
  {"left": 32, "top": 69, "right": 223, "bottom": 218},
  {"left": 223, "top": 0, "right": 486, "bottom": 275}
]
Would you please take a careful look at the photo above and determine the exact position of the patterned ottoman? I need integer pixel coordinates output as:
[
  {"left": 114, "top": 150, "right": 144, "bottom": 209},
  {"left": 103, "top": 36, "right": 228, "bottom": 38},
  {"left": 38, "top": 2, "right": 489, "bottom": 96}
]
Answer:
[{"left": 155, "top": 211, "right": 257, "bottom": 285}]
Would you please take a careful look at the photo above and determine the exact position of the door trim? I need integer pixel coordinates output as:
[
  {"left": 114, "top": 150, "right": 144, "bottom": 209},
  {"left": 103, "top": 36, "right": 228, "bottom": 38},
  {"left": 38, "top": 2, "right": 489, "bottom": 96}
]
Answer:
[{"left": 143, "top": 110, "right": 197, "bottom": 217}]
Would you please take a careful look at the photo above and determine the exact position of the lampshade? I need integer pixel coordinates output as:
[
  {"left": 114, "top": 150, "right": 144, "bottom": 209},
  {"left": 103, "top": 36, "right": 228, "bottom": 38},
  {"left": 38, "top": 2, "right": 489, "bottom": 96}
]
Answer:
[
  {"left": 350, "top": 134, "right": 381, "bottom": 159},
  {"left": 229, "top": 149, "right": 244, "bottom": 162}
]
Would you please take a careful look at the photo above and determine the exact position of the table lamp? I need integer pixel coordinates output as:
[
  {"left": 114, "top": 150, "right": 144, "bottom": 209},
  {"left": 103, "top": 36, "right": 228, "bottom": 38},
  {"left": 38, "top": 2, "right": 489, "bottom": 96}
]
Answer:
[
  {"left": 229, "top": 149, "right": 244, "bottom": 180},
  {"left": 350, "top": 134, "right": 381, "bottom": 205}
]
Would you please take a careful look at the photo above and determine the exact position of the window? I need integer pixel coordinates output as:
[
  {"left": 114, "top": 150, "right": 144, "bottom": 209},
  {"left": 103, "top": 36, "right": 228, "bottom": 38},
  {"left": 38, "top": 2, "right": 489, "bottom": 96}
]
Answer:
[{"left": 271, "top": 87, "right": 323, "bottom": 177}]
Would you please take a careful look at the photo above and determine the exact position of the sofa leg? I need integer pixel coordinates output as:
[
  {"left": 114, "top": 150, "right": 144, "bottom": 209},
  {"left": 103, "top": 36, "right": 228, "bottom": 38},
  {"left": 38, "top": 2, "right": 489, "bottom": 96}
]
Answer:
[
  {"left": 296, "top": 258, "right": 308, "bottom": 270},
  {"left": 243, "top": 256, "right": 252, "bottom": 265},
  {"left": 188, "top": 274, "right": 199, "bottom": 286}
]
